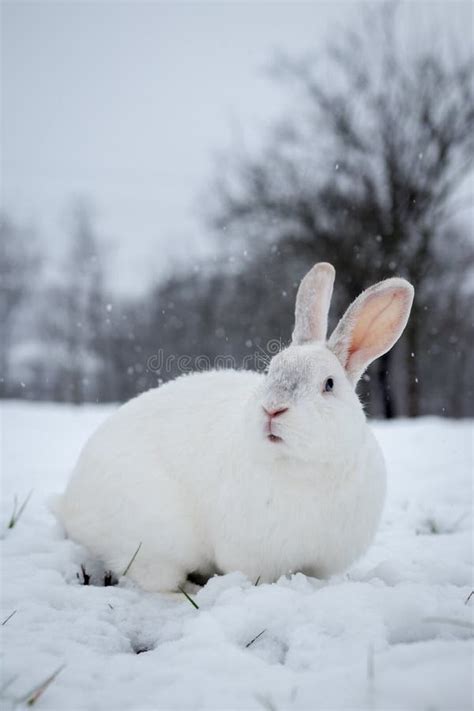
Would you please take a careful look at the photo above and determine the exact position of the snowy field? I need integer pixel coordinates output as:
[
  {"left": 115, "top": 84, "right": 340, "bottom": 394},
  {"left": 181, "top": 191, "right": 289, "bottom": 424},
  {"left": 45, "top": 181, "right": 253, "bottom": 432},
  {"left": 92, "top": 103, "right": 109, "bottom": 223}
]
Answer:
[{"left": 1, "top": 401, "right": 473, "bottom": 710}]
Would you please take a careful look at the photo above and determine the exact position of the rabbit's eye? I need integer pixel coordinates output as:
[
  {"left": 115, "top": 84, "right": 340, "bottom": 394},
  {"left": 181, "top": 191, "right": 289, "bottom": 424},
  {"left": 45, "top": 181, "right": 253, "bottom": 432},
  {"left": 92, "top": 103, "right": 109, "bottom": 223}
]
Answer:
[{"left": 324, "top": 377, "right": 334, "bottom": 393}]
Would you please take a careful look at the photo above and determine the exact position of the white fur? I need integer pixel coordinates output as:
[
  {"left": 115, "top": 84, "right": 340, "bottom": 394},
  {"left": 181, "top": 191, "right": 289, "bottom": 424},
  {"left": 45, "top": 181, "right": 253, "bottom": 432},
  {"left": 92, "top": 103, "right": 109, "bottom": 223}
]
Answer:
[
  {"left": 292, "top": 262, "right": 335, "bottom": 344},
  {"left": 56, "top": 265, "right": 414, "bottom": 592}
]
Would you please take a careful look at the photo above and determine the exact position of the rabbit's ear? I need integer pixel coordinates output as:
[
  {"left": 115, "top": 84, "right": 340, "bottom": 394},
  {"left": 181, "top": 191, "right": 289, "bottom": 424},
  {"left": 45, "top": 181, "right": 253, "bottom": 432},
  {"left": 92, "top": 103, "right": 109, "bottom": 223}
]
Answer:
[
  {"left": 328, "top": 278, "right": 414, "bottom": 384},
  {"left": 292, "top": 263, "right": 335, "bottom": 344}
]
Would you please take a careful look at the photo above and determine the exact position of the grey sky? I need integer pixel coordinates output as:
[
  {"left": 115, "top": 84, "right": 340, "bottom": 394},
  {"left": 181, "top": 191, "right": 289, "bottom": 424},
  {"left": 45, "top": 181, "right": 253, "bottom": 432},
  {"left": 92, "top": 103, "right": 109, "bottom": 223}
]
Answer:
[{"left": 2, "top": 1, "right": 472, "bottom": 292}]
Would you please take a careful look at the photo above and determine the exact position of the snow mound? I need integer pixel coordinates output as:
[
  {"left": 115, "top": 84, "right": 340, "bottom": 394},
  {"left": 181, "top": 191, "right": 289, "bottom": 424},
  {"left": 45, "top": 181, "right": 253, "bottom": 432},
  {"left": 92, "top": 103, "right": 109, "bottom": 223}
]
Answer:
[{"left": 1, "top": 402, "right": 473, "bottom": 710}]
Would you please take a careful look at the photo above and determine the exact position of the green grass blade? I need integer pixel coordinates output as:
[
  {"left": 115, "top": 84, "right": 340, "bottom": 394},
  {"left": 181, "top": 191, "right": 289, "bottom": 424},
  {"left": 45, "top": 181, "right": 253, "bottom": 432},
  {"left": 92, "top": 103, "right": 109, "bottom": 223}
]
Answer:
[
  {"left": 7, "top": 490, "right": 33, "bottom": 529},
  {"left": 178, "top": 586, "right": 199, "bottom": 609}
]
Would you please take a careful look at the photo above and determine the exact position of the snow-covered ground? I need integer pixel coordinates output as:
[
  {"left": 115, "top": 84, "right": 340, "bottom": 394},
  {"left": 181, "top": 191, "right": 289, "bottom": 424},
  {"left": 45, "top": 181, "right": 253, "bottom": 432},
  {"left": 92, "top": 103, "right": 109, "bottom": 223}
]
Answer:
[{"left": 1, "top": 401, "right": 473, "bottom": 710}]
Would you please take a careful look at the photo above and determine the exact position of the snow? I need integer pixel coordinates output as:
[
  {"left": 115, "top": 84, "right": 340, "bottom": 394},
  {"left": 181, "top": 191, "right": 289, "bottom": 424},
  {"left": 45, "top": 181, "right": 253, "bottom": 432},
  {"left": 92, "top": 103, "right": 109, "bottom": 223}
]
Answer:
[{"left": 1, "top": 401, "right": 473, "bottom": 710}]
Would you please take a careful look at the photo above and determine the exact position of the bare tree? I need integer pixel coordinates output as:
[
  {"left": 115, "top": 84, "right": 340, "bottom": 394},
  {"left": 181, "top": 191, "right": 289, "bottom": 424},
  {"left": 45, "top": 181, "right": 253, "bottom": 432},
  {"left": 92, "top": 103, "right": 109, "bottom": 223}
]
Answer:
[
  {"left": 33, "top": 201, "right": 111, "bottom": 404},
  {"left": 0, "top": 213, "right": 40, "bottom": 397},
  {"left": 209, "top": 5, "right": 474, "bottom": 417}
]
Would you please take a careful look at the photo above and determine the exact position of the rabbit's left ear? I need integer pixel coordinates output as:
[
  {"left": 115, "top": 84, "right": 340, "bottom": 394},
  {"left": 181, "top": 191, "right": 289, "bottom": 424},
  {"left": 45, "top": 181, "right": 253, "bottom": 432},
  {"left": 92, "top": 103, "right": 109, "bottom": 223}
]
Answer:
[
  {"left": 328, "top": 278, "right": 414, "bottom": 384},
  {"left": 292, "top": 262, "right": 336, "bottom": 344}
]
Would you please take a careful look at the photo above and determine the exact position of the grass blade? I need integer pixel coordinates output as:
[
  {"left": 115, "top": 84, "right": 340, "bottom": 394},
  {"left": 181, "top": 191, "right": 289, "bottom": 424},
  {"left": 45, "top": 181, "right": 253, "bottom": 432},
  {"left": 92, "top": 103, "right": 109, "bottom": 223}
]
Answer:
[
  {"left": 245, "top": 629, "right": 266, "bottom": 648},
  {"left": 77, "top": 564, "right": 90, "bottom": 585},
  {"left": 178, "top": 586, "right": 199, "bottom": 609},
  {"left": 7, "top": 495, "right": 18, "bottom": 529},
  {"left": 1, "top": 609, "right": 17, "bottom": 626},
  {"left": 7, "top": 490, "right": 33, "bottom": 529},
  {"left": 22, "top": 664, "right": 66, "bottom": 706},
  {"left": 122, "top": 542, "right": 142, "bottom": 577}
]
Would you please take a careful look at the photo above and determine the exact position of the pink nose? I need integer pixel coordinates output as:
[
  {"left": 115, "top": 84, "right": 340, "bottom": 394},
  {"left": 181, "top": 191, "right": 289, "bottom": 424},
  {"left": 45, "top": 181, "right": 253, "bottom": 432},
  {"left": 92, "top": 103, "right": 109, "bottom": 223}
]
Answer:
[{"left": 263, "top": 406, "right": 289, "bottom": 419}]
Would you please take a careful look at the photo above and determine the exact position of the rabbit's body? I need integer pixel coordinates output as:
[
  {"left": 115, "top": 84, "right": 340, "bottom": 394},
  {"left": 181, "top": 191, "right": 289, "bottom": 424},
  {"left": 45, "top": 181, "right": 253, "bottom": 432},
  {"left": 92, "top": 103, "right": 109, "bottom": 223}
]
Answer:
[
  {"left": 57, "top": 263, "right": 413, "bottom": 592},
  {"left": 59, "top": 365, "right": 385, "bottom": 591}
]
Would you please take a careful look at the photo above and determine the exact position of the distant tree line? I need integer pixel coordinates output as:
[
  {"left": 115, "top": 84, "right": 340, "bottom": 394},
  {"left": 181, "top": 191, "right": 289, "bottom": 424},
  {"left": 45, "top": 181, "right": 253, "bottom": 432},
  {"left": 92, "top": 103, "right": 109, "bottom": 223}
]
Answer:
[
  {"left": 1, "top": 201, "right": 472, "bottom": 418},
  {"left": 1, "top": 7, "right": 472, "bottom": 417}
]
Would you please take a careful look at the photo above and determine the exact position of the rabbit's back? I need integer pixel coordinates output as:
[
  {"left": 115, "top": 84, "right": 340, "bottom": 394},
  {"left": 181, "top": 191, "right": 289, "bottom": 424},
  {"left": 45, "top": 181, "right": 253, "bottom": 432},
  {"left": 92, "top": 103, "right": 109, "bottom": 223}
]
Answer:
[
  {"left": 57, "top": 369, "right": 264, "bottom": 587},
  {"left": 64, "top": 368, "right": 263, "bottom": 488}
]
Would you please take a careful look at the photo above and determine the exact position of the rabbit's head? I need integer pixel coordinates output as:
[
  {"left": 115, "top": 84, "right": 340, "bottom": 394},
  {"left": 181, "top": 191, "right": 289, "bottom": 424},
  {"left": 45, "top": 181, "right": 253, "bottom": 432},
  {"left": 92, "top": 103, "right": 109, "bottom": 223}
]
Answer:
[{"left": 250, "top": 263, "right": 414, "bottom": 465}]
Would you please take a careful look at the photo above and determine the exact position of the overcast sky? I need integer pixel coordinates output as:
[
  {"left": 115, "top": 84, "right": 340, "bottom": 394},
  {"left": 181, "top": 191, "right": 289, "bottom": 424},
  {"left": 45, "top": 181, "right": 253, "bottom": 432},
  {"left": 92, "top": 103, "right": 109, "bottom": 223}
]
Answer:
[{"left": 2, "top": 1, "right": 472, "bottom": 292}]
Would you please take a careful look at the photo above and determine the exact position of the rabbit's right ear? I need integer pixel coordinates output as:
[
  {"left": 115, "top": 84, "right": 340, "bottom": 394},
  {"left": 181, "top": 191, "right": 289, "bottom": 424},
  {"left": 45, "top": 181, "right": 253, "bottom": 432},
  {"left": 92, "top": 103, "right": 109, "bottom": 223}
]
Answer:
[{"left": 292, "top": 263, "right": 335, "bottom": 344}]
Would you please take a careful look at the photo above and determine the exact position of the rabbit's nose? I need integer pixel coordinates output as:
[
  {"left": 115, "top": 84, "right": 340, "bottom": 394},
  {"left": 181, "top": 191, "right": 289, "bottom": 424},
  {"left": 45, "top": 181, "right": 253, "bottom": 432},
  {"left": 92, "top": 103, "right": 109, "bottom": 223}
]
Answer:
[{"left": 263, "top": 406, "right": 289, "bottom": 419}]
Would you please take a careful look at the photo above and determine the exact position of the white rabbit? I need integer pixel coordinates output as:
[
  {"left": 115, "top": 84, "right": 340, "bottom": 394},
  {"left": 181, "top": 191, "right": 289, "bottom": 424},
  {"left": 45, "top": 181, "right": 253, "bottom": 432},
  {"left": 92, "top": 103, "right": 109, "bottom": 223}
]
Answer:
[{"left": 56, "top": 263, "right": 414, "bottom": 592}]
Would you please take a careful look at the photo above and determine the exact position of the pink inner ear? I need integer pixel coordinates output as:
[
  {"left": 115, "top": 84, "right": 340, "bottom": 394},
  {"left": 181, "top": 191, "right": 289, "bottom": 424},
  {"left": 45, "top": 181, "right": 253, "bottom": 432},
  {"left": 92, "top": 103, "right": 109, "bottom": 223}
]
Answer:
[
  {"left": 328, "top": 277, "right": 414, "bottom": 383},
  {"left": 343, "top": 284, "right": 413, "bottom": 381},
  {"left": 348, "top": 290, "right": 405, "bottom": 359}
]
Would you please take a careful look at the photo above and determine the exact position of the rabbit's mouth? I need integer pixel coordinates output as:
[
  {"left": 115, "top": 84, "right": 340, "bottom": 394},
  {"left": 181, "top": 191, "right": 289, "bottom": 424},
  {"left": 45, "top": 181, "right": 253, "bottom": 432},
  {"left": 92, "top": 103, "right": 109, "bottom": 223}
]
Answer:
[
  {"left": 263, "top": 405, "right": 287, "bottom": 443},
  {"left": 265, "top": 418, "right": 284, "bottom": 443}
]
